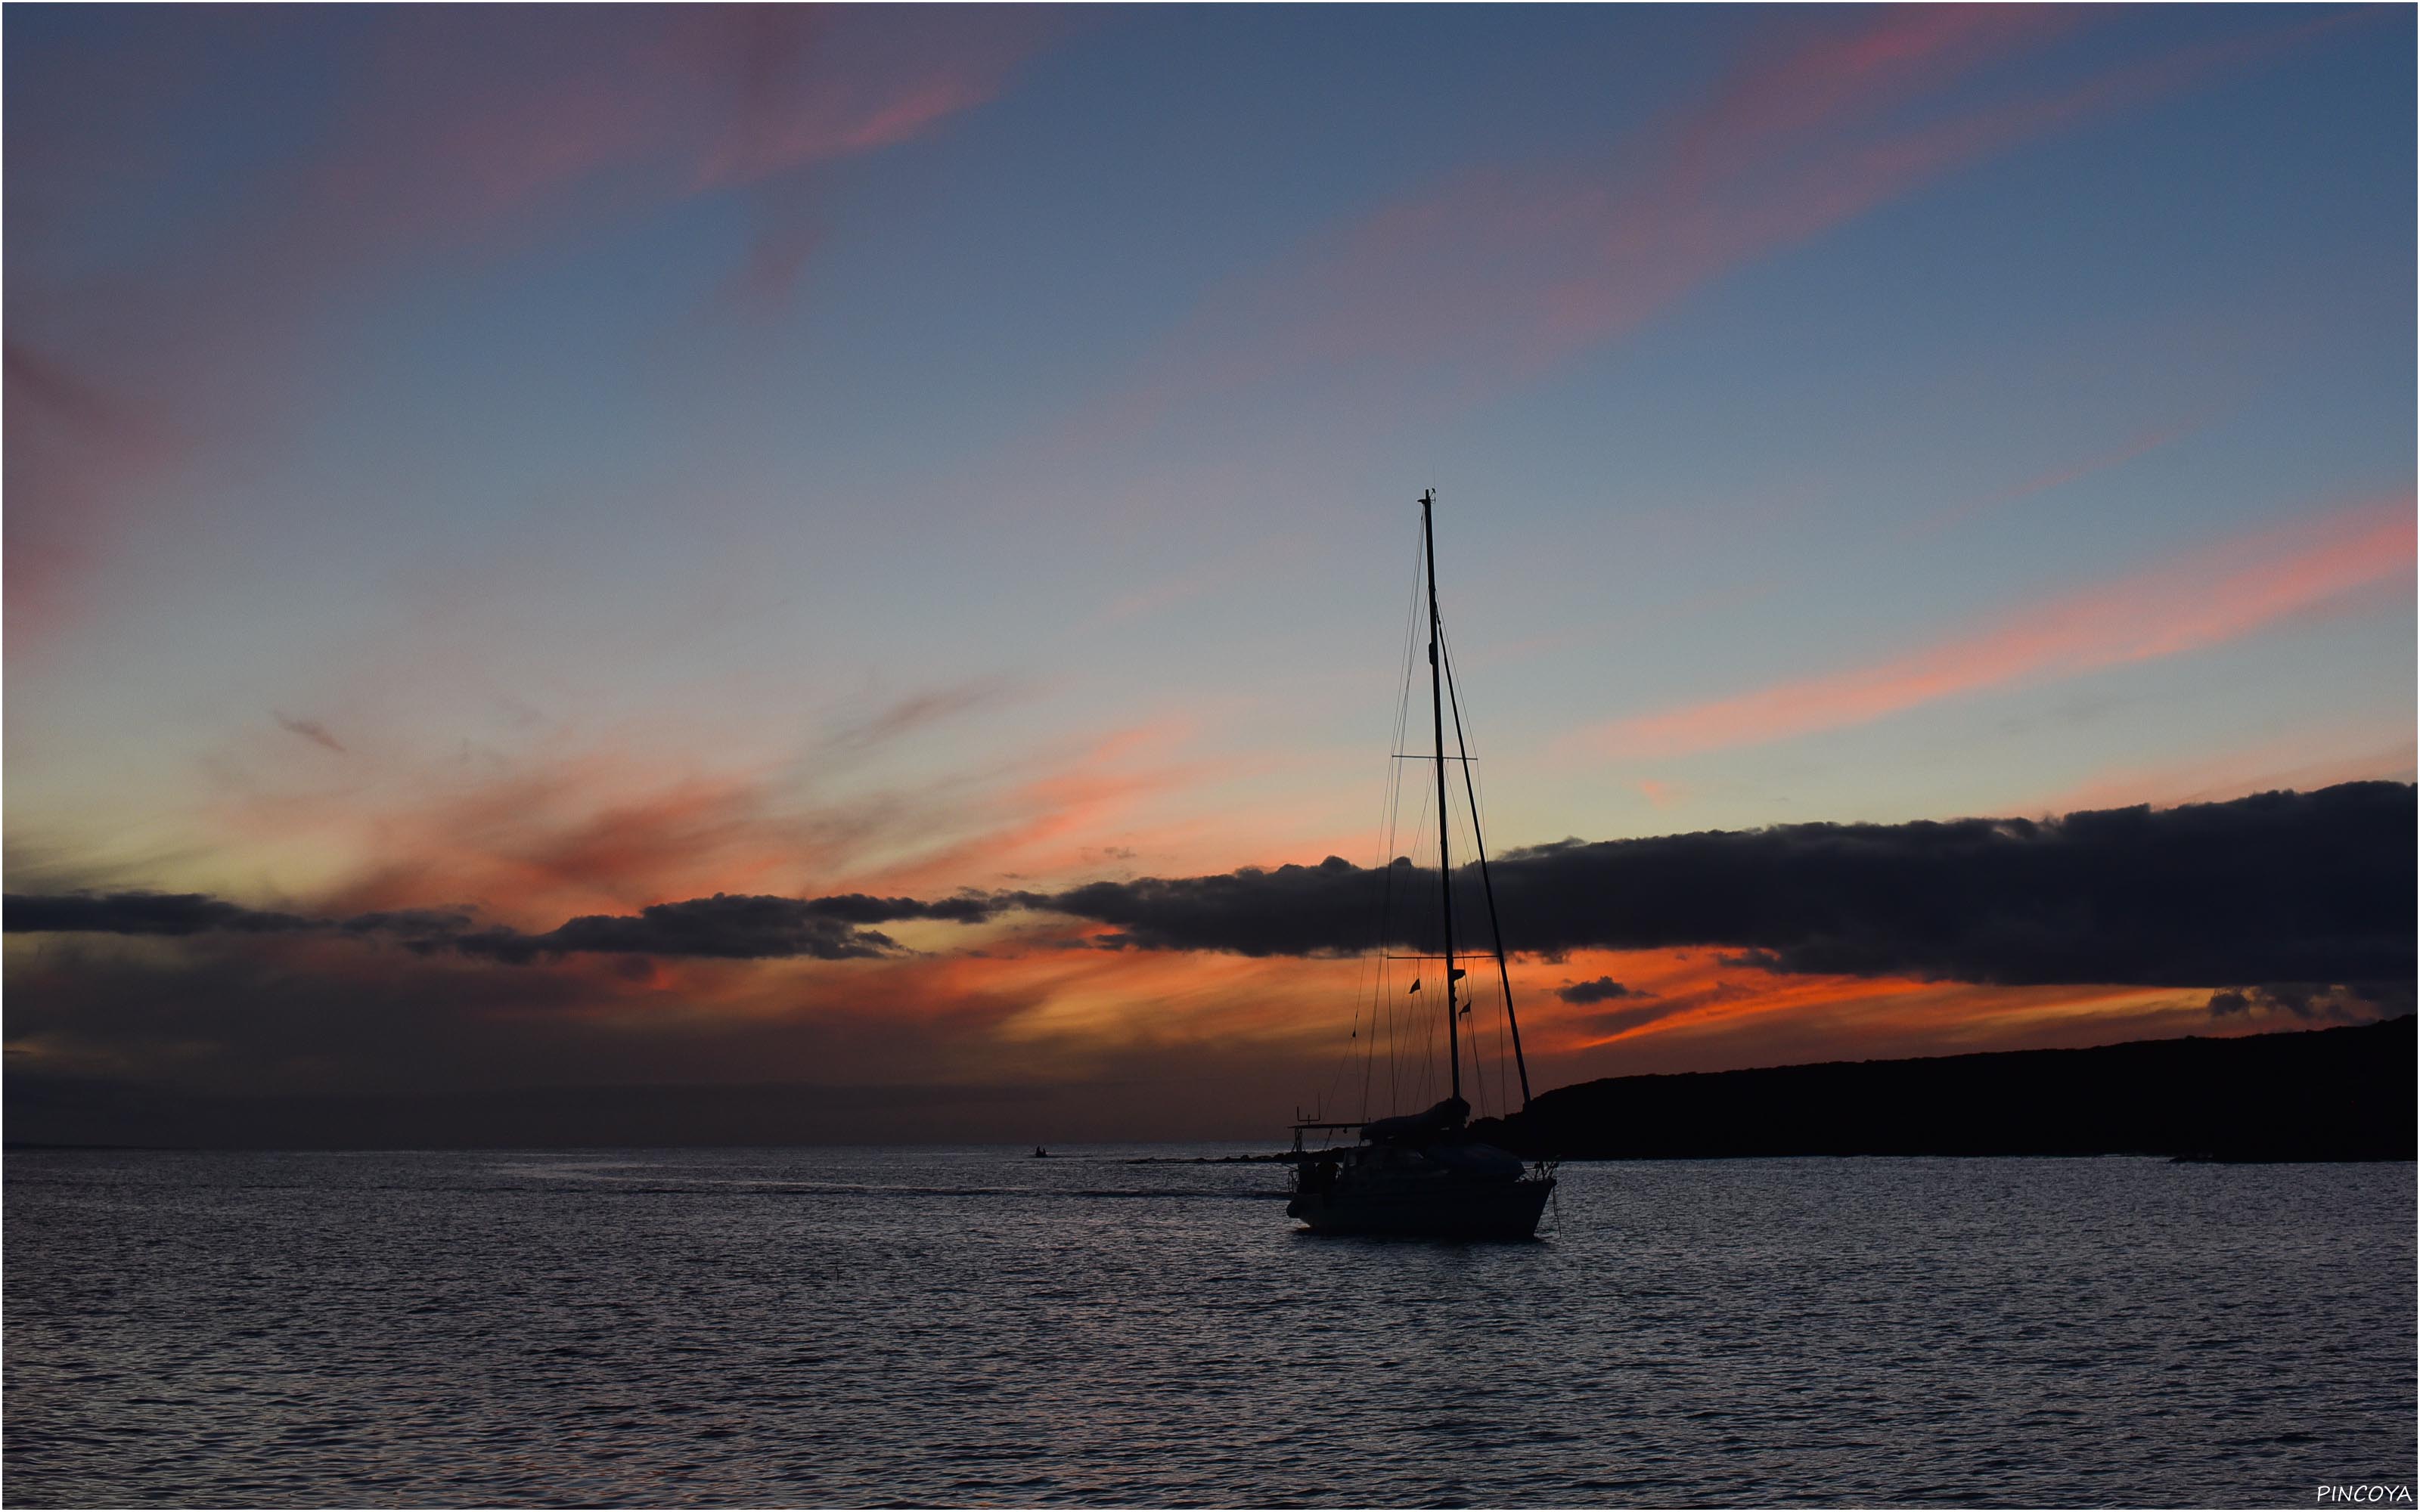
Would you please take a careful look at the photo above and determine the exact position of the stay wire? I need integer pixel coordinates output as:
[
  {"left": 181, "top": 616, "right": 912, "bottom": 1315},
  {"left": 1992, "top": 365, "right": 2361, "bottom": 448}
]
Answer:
[
  {"left": 1324, "top": 519, "right": 1425, "bottom": 1128},
  {"left": 1439, "top": 614, "right": 1512, "bottom": 1120},
  {"left": 1371, "top": 522, "right": 1426, "bottom": 1122}
]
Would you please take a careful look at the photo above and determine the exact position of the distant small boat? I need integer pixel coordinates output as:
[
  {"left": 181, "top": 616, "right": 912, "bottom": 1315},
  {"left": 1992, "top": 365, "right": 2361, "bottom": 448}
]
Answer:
[
  {"left": 1030, "top": 1146, "right": 1051, "bottom": 1158},
  {"left": 1285, "top": 491, "right": 1556, "bottom": 1241}
]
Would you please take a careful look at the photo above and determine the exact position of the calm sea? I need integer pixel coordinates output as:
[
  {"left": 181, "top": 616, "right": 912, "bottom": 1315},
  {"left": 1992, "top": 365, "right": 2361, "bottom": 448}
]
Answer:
[{"left": 5, "top": 1148, "right": 2412, "bottom": 1507}]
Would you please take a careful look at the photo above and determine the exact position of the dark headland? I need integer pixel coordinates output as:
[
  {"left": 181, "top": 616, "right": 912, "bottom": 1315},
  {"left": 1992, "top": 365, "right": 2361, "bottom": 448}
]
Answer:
[{"left": 1469, "top": 1015, "right": 2414, "bottom": 1162}]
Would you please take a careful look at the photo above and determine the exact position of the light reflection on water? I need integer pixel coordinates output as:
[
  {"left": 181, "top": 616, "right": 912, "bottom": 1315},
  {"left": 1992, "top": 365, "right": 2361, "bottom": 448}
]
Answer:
[{"left": 6, "top": 1147, "right": 2412, "bottom": 1506}]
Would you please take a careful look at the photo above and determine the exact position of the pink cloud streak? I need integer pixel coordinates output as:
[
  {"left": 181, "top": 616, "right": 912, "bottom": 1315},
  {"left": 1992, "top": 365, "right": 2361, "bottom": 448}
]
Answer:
[
  {"left": 1052, "top": 6, "right": 2331, "bottom": 463},
  {"left": 5, "top": 9, "right": 1050, "bottom": 655},
  {"left": 1898, "top": 422, "right": 2199, "bottom": 546},
  {"left": 1575, "top": 496, "right": 2415, "bottom": 759}
]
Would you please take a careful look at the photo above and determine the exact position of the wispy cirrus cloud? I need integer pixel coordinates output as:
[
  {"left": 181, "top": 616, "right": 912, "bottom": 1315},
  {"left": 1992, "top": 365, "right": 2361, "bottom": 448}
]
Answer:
[
  {"left": 684, "top": 8, "right": 1027, "bottom": 193},
  {"left": 169, "top": 683, "right": 1224, "bottom": 932},
  {"left": 1053, "top": 7, "right": 2334, "bottom": 463},
  {"left": 4, "top": 8, "right": 1055, "bottom": 652},
  {"left": 1574, "top": 495, "right": 2414, "bottom": 760},
  {"left": 272, "top": 714, "right": 346, "bottom": 756},
  {"left": 259, "top": 8, "right": 1047, "bottom": 276},
  {"left": 1897, "top": 420, "right": 2201, "bottom": 545},
  {"left": 2, "top": 341, "right": 187, "bottom": 644},
  {"left": 2031, "top": 726, "right": 2418, "bottom": 816}
]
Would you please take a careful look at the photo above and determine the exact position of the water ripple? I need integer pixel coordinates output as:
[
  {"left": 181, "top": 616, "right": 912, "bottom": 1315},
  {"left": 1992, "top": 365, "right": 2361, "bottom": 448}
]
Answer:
[{"left": 5, "top": 1149, "right": 2412, "bottom": 1506}]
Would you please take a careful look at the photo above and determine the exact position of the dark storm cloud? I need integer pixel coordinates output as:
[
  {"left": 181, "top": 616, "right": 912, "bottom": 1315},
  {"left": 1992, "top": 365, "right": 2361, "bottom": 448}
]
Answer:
[
  {"left": 3, "top": 891, "right": 315, "bottom": 936},
  {"left": 6, "top": 889, "right": 1010, "bottom": 962},
  {"left": 1025, "top": 782, "right": 2416, "bottom": 988},
  {"left": 451, "top": 891, "right": 1013, "bottom": 960},
  {"left": 802, "top": 893, "right": 1001, "bottom": 925},
  {"left": 492, "top": 894, "right": 902, "bottom": 962},
  {"left": 1018, "top": 854, "right": 1379, "bottom": 958},
  {"left": 339, "top": 908, "right": 479, "bottom": 937},
  {"left": 1556, "top": 977, "right": 1640, "bottom": 1005},
  {"left": 12, "top": 783, "right": 2410, "bottom": 987}
]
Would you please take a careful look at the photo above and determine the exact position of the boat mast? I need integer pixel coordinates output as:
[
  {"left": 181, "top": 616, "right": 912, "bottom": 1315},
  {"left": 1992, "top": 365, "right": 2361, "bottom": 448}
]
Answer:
[{"left": 1422, "top": 490, "right": 1460, "bottom": 1107}]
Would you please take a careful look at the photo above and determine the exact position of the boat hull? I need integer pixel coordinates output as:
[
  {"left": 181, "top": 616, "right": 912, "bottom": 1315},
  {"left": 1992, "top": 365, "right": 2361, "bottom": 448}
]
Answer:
[{"left": 1287, "top": 1176, "right": 1553, "bottom": 1240}]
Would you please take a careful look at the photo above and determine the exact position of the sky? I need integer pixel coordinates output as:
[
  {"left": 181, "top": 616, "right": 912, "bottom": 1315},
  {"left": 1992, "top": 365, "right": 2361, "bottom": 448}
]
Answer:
[{"left": 5, "top": 4, "right": 2413, "bottom": 1146}]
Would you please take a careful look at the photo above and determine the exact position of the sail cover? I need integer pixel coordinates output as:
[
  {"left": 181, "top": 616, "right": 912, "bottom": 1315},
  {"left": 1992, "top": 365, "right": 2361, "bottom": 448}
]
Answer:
[{"left": 1362, "top": 1096, "right": 1469, "bottom": 1145}]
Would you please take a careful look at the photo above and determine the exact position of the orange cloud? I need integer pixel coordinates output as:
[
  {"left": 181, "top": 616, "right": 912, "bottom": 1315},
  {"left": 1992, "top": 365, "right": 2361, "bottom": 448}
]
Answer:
[
  {"left": 1575, "top": 495, "right": 2415, "bottom": 759},
  {"left": 1634, "top": 778, "right": 1688, "bottom": 810},
  {"left": 11, "top": 887, "right": 2357, "bottom": 1139},
  {"left": 833, "top": 716, "right": 1221, "bottom": 897},
  {"left": 2030, "top": 726, "right": 2418, "bottom": 816},
  {"left": 1480, "top": 944, "right": 2304, "bottom": 1093},
  {"left": 179, "top": 692, "right": 1290, "bottom": 937}
]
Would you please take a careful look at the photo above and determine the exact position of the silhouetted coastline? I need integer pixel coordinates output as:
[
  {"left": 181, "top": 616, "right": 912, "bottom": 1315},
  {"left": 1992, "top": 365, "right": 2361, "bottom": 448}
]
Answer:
[{"left": 1469, "top": 1016, "right": 2415, "bottom": 1162}]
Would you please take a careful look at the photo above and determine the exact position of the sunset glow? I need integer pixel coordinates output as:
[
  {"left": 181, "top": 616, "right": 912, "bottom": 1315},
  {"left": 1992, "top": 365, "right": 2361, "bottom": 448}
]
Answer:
[{"left": 6, "top": 5, "right": 2412, "bottom": 1145}]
